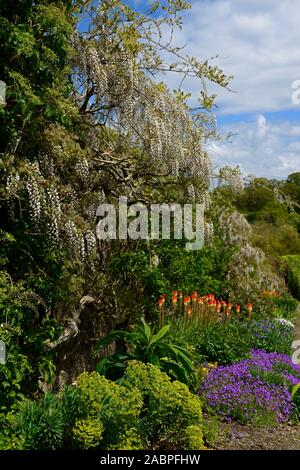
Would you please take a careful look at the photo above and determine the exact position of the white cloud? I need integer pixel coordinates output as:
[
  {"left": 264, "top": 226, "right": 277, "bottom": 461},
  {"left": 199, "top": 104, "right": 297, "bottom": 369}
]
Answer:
[
  {"left": 166, "top": 0, "right": 300, "bottom": 115},
  {"left": 256, "top": 115, "right": 268, "bottom": 137},
  {"left": 207, "top": 115, "right": 300, "bottom": 179},
  {"left": 158, "top": 0, "right": 300, "bottom": 178}
]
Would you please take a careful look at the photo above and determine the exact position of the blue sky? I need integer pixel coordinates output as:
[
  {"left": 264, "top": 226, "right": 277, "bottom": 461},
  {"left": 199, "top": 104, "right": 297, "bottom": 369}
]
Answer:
[
  {"left": 162, "top": 0, "right": 300, "bottom": 179},
  {"left": 80, "top": 0, "right": 300, "bottom": 179}
]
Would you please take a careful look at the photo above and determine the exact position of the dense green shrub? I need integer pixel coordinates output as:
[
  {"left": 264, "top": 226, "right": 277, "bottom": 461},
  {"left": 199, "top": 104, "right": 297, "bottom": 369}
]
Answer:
[
  {"left": 171, "top": 318, "right": 294, "bottom": 366},
  {"left": 122, "top": 362, "right": 204, "bottom": 450},
  {"left": 0, "top": 363, "right": 205, "bottom": 450},
  {"left": 72, "top": 419, "right": 104, "bottom": 450},
  {"left": 73, "top": 364, "right": 204, "bottom": 450},
  {"left": 74, "top": 372, "right": 143, "bottom": 449},
  {"left": 253, "top": 292, "right": 298, "bottom": 319},
  {"left": 13, "top": 392, "right": 64, "bottom": 450},
  {"left": 195, "top": 321, "right": 251, "bottom": 365},
  {"left": 0, "top": 269, "right": 61, "bottom": 413},
  {"left": 272, "top": 293, "right": 298, "bottom": 318},
  {"left": 0, "top": 375, "right": 143, "bottom": 450},
  {"left": 172, "top": 319, "right": 251, "bottom": 365},
  {"left": 202, "top": 416, "right": 219, "bottom": 447},
  {"left": 110, "top": 242, "right": 233, "bottom": 310},
  {"left": 155, "top": 243, "right": 232, "bottom": 299},
  {"left": 249, "top": 320, "right": 293, "bottom": 356},
  {"left": 0, "top": 412, "right": 25, "bottom": 450},
  {"left": 281, "top": 255, "right": 300, "bottom": 300}
]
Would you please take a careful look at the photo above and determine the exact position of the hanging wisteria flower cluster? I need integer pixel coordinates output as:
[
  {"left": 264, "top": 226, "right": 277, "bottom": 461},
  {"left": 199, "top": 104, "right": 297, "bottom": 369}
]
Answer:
[
  {"left": 70, "top": 1, "right": 221, "bottom": 207},
  {"left": 204, "top": 221, "right": 214, "bottom": 243},
  {"left": 218, "top": 166, "right": 244, "bottom": 193},
  {"left": 219, "top": 210, "right": 251, "bottom": 246},
  {"left": 216, "top": 209, "right": 280, "bottom": 301},
  {"left": 4, "top": 156, "right": 98, "bottom": 260},
  {"left": 65, "top": 221, "right": 82, "bottom": 256},
  {"left": 227, "top": 241, "right": 280, "bottom": 302},
  {"left": 26, "top": 177, "right": 42, "bottom": 222},
  {"left": 3, "top": 0, "right": 236, "bottom": 265}
]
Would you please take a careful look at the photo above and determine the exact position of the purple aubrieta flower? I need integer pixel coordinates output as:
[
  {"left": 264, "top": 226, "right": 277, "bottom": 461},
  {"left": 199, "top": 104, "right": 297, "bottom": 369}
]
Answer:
[
  {"left": 250, "top": 320, "right": 293, "bottom": 340},
  {"left": 201, "top": 350, "right": 300, "bottom": 424}
]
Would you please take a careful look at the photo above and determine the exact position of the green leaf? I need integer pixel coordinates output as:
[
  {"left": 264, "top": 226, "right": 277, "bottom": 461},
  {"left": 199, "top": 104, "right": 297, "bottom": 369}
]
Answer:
[
  {"left": 160, "top": 358, "right": 188, "bottom": 384},
  {"left": 95, "top": 330, "right": 132, "bottom": 352},
  {"left": 149, "top": 324, "right": 170, "bottom": 347},
  {"left": 141, "top": 318, "right": 151, "bottom": 343},
  {"left": 292, "top": 382, "right": 300, "bottom": 398}
]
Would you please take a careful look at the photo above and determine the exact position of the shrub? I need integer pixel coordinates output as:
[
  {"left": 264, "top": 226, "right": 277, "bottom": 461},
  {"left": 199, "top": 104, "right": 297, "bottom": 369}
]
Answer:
[
  {"left": 13, "top": 392, "right": 64, "bottom": 450},
  {"left": 187, "top": 320, "right": 251, "bottom": 365},
  {"left": 60, "top": 385, "right": 81, "bottom": 444},
  {"left": 184, "top": 425, "right": 205, "bottom": 450},
  {"left": 292, "top": 383, "right": 300, "bottom": 422},
  {"left": 9, "top": 387, "right": 81, "bottom": 448},
  {"left": 1, "top": 363, "right": 205, "bottom": 450},
  {"left": 281, "top": 255, "right": 300, "bottom": 300},
  {"left": 0, "top": 271, "right": 61, "bottom": 414},
  {"left": 202, "top": 416, "right": 219, "bottom": 447},
  {"left": 122, "top": 362, "right": 204, "bottom": 450},
  {"left": 249, "top": 320, "right": 293, "bottom": 355},
  {"left": 254, "top": 292, "right": 298, "bottom": 319},
  {"left": 75, "top": 364, "right": 204, "bottom": 450},
  {"left": 153, "top": 243, "right": 232, "bottom": 300},
  {"left": 172, "top": 318, "right": 294, "bottom": 366},
  {"left": 0, "top": 412, "right": 25, "bottom": 450},
  {"left": 72, "top": 419, "right": 104, "bottom": 449},
  {"left": 271, "top": 293, "right": 298, "bottom": 318},
  {"left": 74, "top": 372, "right": 143, "bottom": 449},
  {"left": 1, "top": 374, "right": 143, "bottom": 450},
  {"left": 201, "top": 350, "right": 300, "bottom": 426}
]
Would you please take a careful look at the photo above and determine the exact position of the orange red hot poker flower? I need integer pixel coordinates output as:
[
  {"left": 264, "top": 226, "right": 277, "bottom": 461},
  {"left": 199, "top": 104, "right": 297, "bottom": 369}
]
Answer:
[{"left": 157, "top": 291, "right": 254, "bottom": 321}]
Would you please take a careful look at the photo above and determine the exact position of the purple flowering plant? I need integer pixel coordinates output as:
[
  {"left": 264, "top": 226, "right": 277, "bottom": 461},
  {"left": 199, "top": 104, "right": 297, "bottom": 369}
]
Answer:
[
  {"left": 201, "top": 350, "right": 300, "bottom": 425},
  {"left": 249, "top": 320, "right": 293, "bottom": 356}
]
